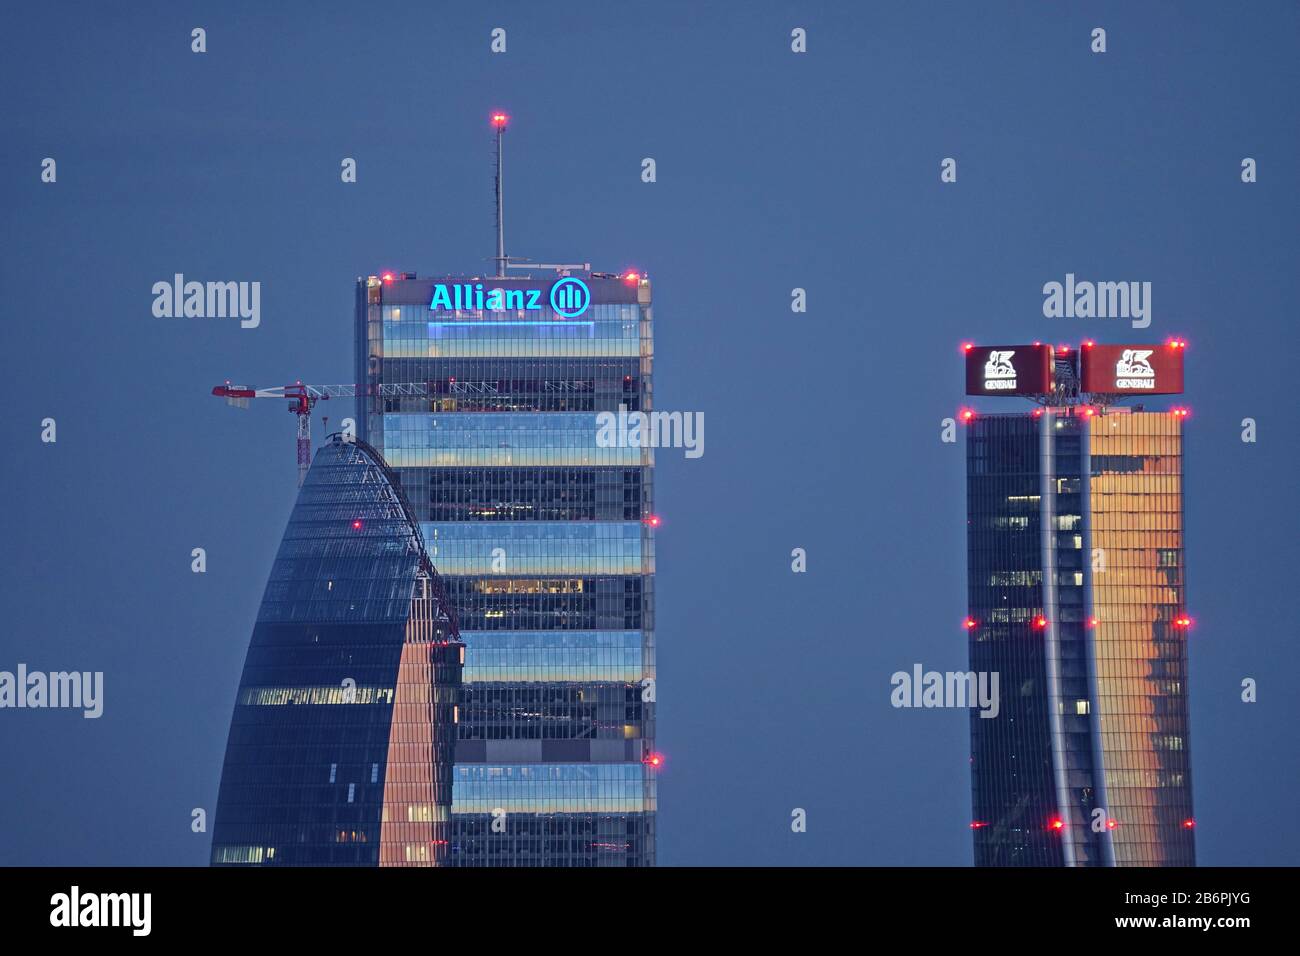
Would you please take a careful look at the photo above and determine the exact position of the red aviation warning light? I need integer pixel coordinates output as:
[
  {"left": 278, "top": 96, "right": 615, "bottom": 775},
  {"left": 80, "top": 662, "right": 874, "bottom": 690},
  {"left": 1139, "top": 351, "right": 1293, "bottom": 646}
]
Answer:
[
  {"left": 1173, "top": 615, "right": 1193, "bottom": 629},
  {"left": 643, "top": 752, "right": 664, "bottom": 769},
  {"left": 1106, "top": 818, "right": 1119, "bottom": 830},
  {"left": 969, "top": 821, "right": 989, "bottom": 829},
  {"left": 351, "top": 519, "right": 363, "bottom": 531},
  {"left": 963, "top": 617, "right": 978, "bottom": 631},
  {"left": 962, "top": 342, "right": 975, "bottom": 353},
  {"left": 623, "top": 270, "right": 640, "bottom": 284},
  {"left": 1086, "top": 616, "right": 1099, "bottom": 629},
  {"left": 959, "top": 408, "right": 976, "bottom": 423},
  {"left": 381, "top": 272, "right": 395, "bottom": 283},
  {"left": 1048, "top": 817, "right": 1065, "bottom": 831},
  {"left": 490, "top": 112, "right": 509, "bottom": 127},
  {"left": 1183, "top": 819, "right": 1196, "bottom": 829},
  {"left": 1032, "top": 616, "right": 1048, "bottom": 630},
  {"left": 1167, "top": 338, "right": 1187, "bottom": 350},
  {"left": 1171, "top": 407, "right": 1190, "bottom": 419},
  {"left": 643, "top": 515, "right": 661, "bottom": 528}
]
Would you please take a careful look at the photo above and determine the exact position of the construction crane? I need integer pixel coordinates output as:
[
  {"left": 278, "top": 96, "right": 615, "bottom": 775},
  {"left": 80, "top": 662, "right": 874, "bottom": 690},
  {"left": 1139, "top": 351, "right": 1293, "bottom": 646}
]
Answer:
[{"left": 212, "top": 381, "right": 430, "bottom": 486}]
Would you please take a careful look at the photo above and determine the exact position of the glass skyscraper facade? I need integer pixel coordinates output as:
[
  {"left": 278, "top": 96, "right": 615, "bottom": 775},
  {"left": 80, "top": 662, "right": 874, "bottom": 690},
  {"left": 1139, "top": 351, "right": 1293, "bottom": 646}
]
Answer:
[
  {"left": 211, "top": 436, "right": 464, "bottom": 866},
  {"left": 355, "top": 269, "right": 656, "bottom": 866},
  {"left": 966, "top": 407, "right": 1194, "bottom": 866}
]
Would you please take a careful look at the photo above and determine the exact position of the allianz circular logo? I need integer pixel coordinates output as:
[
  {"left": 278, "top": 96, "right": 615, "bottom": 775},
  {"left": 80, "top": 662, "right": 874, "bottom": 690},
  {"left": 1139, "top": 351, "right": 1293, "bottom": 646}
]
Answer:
[{"left": 549, "top": 277, "right": 590, "bottom": 318}]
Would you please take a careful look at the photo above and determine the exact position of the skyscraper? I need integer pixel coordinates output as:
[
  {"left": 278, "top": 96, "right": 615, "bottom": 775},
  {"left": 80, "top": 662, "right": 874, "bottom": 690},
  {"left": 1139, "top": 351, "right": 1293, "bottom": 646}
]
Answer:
[
  {"left": 355, "top": 268, "right": 657, "bottom": 866},
  {"left": 964, "top": 343, "right": 1195, "bottom": 866},
  {"left": 211, "top": 436, "right": 464, "bottom": 866}
]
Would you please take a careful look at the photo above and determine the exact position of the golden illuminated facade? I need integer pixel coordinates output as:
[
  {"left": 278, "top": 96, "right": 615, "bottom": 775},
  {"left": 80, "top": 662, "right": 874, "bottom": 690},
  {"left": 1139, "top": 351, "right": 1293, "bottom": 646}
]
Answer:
[
  {"left": 378, "top": 583, "right": 464, "bottom": 866},
  {"left": 1088, "top": 411, "right": 1193, "bottom": 865}
]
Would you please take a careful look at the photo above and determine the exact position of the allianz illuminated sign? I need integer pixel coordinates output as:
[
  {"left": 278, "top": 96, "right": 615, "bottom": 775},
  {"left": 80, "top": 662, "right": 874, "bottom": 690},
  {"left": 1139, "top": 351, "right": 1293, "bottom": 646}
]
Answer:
[{"left": 429, "top": 277, "right": 590, "bottom": 318}]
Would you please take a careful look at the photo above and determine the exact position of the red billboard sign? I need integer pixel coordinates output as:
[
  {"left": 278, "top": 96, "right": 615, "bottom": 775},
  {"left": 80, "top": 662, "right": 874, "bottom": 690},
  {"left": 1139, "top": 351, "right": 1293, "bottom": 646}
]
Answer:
[
  {"left": 964, "top": 344, "right": 1054, "bottom": 396},
  {"left": 1079, "top": 343, "right": 1184, "bottom": 394}
]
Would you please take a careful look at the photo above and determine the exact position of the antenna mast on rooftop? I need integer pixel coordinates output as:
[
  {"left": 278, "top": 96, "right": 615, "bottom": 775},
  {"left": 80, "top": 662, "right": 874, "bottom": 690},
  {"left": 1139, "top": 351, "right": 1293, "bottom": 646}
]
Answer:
[
  {"left": 491, "top": 111, "right": 509, "bottom": 278},
  {"left": 486, "top": 111, "right": 592, "bottom": 279}
]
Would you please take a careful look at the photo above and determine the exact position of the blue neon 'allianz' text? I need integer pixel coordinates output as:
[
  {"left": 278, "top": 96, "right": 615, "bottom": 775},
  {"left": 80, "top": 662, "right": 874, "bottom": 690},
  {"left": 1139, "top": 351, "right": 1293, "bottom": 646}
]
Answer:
[{"left": 430, "top": 284, "right": 542, "bottom": 312}]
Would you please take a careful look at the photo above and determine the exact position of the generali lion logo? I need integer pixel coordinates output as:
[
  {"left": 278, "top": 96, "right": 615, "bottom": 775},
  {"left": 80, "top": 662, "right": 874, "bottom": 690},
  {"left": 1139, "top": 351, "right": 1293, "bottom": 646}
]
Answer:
[
  {"left": 1115, "top": 348, "right": 1155, "bottom": 388},
  {"left": 983, "top": 351, "right": 1017, "bottom": 390}
]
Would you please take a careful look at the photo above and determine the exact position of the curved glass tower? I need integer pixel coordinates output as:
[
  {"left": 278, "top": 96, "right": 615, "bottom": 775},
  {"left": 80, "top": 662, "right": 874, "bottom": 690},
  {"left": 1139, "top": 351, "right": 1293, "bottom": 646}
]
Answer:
[
  {"left": 211, "top": 436, "right": 464, "bottom": 866},
  {"left": 966, "top": 408, "right": 1195, "bottom": 866}
]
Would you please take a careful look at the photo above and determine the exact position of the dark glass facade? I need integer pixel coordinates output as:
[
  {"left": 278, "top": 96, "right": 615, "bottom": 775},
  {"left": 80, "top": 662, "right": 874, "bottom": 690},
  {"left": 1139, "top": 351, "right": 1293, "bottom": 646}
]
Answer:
[
  {"left": 356, "top": 271, "right": 656, "bottom": 866},
  {"left": 966, "top": 408, "right": 1194, "bottom": 866},
  {"left": 211, "top": 437, "right": 464, "bottom": 866}
]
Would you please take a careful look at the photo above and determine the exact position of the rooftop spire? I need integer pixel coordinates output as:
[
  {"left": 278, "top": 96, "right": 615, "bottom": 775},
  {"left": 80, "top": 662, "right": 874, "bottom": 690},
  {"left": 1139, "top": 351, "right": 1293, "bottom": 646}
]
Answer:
[{"left": 491, "top": 111, "right": 509, "bottom": 277}]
